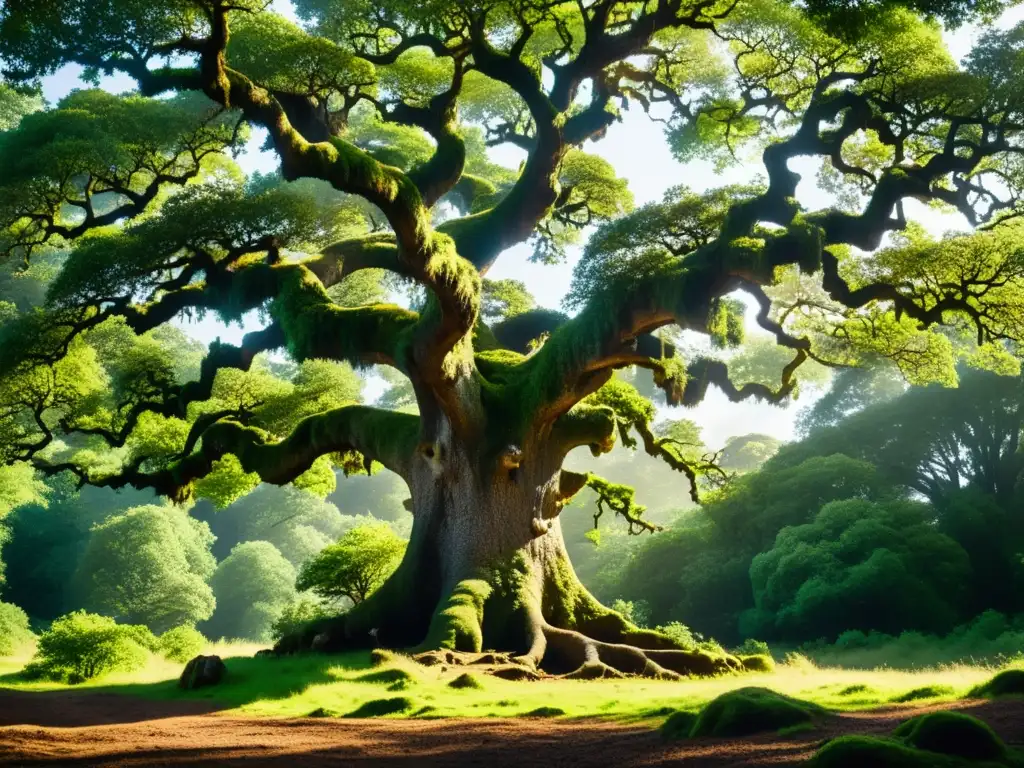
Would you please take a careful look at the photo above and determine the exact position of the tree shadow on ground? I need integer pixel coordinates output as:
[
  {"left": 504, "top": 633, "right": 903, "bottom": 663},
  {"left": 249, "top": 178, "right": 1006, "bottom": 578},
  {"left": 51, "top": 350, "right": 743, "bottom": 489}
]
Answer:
[{"left": 0, "top": 651, "right": 375, "bottom": 727}]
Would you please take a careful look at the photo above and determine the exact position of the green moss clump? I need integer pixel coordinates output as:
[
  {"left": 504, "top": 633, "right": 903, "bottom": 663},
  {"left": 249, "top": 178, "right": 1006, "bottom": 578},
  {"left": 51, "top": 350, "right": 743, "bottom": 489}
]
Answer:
[
  {"left": 343, "top": 696, "right": 415, "bottom": 718},
  {"left": 307, "top": 707, "right": 337, "bottom": 718},
  {"left": 838, "top": 684, "right": 870, "bottom": 696},
  {"left": 358, "top": 667, "right": 414, "bottom": 685},
  {"left": 524, "top": 706, "right": 565, "bottom": 718},
  {"left": 688, "top": 687, "right": 823, "bottom": 739},
  {"left": 971, "top": 669, "right": 1024, "bottom": 699},
  {"left": 812, "top": 736, "right": 962, "bottom": 768},
  {"left": 448, "top": 672, "right": 484, "bottom": 690},
  {"left": 739, "top": 654, "right": 775, "bottom": 673},
  {"left": 893, "top": 712, "right": 1005, "bottom": 761},
  {"left": 891, "top": 685, "right": 954, "bottom": 703},
  {"left": 660, "top": 710, "right": 699, "bottom": 740}
]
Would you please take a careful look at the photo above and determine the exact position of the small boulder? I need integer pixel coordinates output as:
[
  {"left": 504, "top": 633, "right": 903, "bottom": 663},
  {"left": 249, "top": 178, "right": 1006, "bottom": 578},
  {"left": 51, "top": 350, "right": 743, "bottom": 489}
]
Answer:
[{"left": 179, "top": 655, "right": 226, "bottom": 690}]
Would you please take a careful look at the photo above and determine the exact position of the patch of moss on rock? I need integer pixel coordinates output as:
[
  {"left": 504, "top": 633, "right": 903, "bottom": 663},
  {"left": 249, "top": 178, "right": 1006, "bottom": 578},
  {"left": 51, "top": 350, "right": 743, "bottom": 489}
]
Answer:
[
  {"left": 893, "top": 712, "right": 1005, "bottom": 761},
  {"left": 688, "top": 687, "right": 824, "bottom": 739},
  {"left": 971, "top": 669, "right": 1024, "bottom": 699},
  {"left": 448, "top": 672, "right": 484, "bottom": 690},
  {"left": 891, "top": 685, "right": 954, "bottom": 703},
  {"left": 343, "top": 696, "right": 415, "bottom": 718}
]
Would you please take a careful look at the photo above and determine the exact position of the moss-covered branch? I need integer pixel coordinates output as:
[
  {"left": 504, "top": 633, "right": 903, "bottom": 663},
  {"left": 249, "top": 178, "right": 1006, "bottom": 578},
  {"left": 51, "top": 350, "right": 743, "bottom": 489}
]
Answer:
[{"left": 34, "top": 403, "right": 420, "bottom": 500}]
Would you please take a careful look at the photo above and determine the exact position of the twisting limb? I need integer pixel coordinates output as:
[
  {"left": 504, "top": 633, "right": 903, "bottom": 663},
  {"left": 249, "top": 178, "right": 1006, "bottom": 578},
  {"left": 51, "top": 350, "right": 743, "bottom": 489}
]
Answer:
[{"left": 33, "top": 404, "right": 420, "bottom": 500}]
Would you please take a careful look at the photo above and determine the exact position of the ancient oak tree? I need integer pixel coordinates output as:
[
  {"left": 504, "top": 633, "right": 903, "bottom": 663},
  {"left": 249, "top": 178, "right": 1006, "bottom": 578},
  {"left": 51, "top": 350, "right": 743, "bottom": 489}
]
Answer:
[{"left": 1, "top": 0, "right": 1023, "bottom": 678}]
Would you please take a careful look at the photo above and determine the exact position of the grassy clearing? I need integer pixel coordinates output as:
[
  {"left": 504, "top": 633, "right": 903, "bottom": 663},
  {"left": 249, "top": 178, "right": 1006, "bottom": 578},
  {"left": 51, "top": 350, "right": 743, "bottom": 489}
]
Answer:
[{"left": 0, "top": 645, "right": 1013, "bottom": 721}]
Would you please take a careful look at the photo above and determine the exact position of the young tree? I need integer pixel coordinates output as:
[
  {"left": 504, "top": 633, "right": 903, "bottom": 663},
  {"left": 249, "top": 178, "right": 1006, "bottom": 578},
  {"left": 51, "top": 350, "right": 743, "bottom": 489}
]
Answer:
[
  {"left": 296, "top": 521, "right": 406, "bottom": 605},
  {"left": 1, "top": 0, "right": 1023, "bottom": 678}
]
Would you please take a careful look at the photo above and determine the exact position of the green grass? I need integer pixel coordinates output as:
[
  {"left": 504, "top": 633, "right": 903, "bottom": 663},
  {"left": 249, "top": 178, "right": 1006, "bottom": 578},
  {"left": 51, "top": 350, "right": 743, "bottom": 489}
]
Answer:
[{"left": 0, "top": 645, "right": 1011, "bottom": 721}]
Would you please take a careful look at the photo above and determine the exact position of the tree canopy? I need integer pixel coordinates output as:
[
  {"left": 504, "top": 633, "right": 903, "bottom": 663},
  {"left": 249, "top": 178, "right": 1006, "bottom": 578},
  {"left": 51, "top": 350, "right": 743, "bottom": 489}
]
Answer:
[{"left": 2, "top": 0, "right": 1024, "bottom": 675}]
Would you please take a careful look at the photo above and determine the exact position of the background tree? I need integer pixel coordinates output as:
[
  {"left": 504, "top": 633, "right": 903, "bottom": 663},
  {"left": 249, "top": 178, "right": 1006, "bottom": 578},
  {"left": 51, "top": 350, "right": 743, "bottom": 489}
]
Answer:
[
  {"left": 743, "top": 498, "right": 971, "bottom": 640},
  {"left": 204, "top": 541, "right": 298, "bottom": 642},
  {"left": 0, "top": 0, "right": 1022, "bottom": 678},
  {"left": 76, "top": 504, "right": 216, "bottom": 634},
  {"left": 296, "top": 521, "right": 406, "bottom": 605}
]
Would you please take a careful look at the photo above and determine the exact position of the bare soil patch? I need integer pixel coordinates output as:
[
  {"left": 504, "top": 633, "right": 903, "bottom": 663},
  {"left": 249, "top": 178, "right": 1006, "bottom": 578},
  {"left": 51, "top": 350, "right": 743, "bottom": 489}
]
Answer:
[{"left": 1, "top": 689, "right": 1023, "bottom": 766}]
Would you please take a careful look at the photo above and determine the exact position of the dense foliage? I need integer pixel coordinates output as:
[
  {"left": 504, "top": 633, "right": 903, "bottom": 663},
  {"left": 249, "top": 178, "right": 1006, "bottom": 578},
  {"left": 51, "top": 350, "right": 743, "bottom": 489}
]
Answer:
[
  {"left": 604, "top": 367, "right": 1024, "bottom": 650},
  {"left": 0, "top": 0, "right": 1023, "bottom": 675}
]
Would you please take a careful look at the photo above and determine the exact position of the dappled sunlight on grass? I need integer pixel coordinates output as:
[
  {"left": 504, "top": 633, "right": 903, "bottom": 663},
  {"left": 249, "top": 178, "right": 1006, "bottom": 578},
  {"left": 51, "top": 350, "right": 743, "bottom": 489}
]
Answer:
[{"left": 0, "top": 648, "right": 1009, "bottom": 721}]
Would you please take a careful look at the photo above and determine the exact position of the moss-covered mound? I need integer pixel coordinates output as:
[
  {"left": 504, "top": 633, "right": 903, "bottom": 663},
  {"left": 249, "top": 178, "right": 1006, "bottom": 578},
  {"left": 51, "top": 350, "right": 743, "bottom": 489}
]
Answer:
[
  {"left": 813, "top": 736, "right": 966, "bottom": 767},
  {"left": 739, "top": 654, "right": 775, "bottom": 673},
  {"left": 813, "top": 712, "right": 1019, "bottom": 767},
  {"left": 343, "top": 696, "right": 415, "bottom": 718},
  {"left": 448, "top": 672, "right": 484, "bottom": 690},
  {"left": 523, "top": 706, "right": 565, "bottom": 717},
  {"left": 358, "top": 667, "right": 415, "bottom": 685},
  {"left": 660, "top": 710, "right": 699, "bottom": 740},
  {"left": 893, "top": 712, "right": 1005, "bottom": 761},
  {"left": 686, "top": 687, "right": 824, "bottom": 739},
  {"left": 971, "top": 670, "right": 1024, "bottom": 699},
  {"left": 891, "top": 685, "right": 954, "bottom": 703}
]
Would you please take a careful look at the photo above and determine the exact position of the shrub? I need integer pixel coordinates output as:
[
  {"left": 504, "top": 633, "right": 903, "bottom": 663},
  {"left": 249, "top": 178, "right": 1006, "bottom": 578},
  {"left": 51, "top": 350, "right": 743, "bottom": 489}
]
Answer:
[
  {"left": 656, "top": 622, "right": 702, "bottom": 650},
  {"left": 158, "top": 625, "right": 206, "bottom": 663},
  {"left": 735, "top": 638, "right": 771, "bottom": 657},
  {"left": 0, "top": 601, "right": 33, "bottom": 656},
  {"left": 688, "top": 688, "right": 823, "bottom": 739},
  {"left": 26, "top": 611, "right": 155, "bottom": 683},
  {"left": 610, "top": 599, "right": 650, "bottom": 627},
  {"left": 270, "top": 598, "right": 331, "bottom": 642}
]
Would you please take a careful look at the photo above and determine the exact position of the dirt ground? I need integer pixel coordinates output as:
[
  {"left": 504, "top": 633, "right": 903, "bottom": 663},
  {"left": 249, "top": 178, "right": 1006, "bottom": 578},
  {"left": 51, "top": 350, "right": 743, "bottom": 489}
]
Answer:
[{"left": 1, "top": 690, "right": 1023, "bottom": 767}]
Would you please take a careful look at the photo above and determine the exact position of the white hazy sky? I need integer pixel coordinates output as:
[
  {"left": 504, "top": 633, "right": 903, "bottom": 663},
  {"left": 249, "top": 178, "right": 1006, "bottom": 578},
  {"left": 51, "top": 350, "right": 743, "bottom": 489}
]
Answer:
[{"left": 36, "top": 2, "right": 1024, "bottom": 449}]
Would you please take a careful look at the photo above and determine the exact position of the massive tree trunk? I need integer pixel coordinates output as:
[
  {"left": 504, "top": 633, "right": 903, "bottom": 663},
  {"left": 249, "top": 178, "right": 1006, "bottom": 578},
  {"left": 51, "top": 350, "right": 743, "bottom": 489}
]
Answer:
[{"left": 276, "top": 391, "right": 742, "bottom": 680}]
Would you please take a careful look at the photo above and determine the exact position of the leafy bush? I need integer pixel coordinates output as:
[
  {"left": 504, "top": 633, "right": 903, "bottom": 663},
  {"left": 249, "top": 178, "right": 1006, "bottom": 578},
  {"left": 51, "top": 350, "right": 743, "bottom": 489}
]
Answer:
[
  {"left": 158, "top": 625, "right": 206, "bottom": 663},
  {"left": 25, "top": 611, "right": 155, "bottom": 683},
  {"left": 0, "top": 601, "right": 33, "bottom": 656},
  {"left": 654, "top": 622, "right": 726, "bottom": 654},
  {"left": 270, "top": 598, "right": 331, "bottom": 642},
  {"left": 735, "top": 638, "right": 771, "bottom": 657},
  {"left": 610, "top": 598, "right": 650, "bottom": 627}
]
